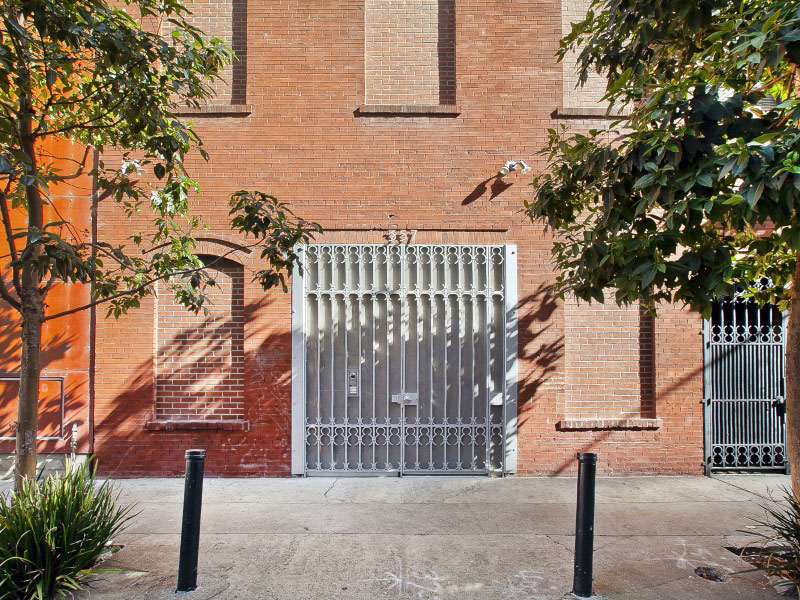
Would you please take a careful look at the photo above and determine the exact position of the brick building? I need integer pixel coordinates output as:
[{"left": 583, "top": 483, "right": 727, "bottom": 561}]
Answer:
[{"left": 0, "top": 0, "right": 786, "bottom": 477}]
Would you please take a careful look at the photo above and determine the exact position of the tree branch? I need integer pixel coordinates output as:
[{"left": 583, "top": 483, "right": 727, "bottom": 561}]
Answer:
[
  {"left": 43, "top": 245, "right": 252, "bottom": 321},
  {"left": 0, "top": 273, "right": 21, "bottom": 311},
  {"left": 0, "top": 186, "right": 22, "bottom": 295}
]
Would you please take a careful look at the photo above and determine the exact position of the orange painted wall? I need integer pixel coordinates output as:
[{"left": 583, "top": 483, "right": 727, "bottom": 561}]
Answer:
[{"left": 0, "top": 137, "right": 92, "bottom": 455}]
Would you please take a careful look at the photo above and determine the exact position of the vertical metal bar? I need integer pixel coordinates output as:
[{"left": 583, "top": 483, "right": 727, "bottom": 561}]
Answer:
[
  {"left": 470, "top": 248, "right": 477, "bottom": 470},
  {"left": 444, "top": 248, "right": 451, "bottom": 469},
  {"left": 430, "top": 252, "right": 435, "bottom": 470},
  {"left": 357, "top": 248, "right": 364, "bottom": 470},
  {"left": 316, "top": 253, "right": 323, "bottom": 470},
  {"left": 503, "top": 244, "right": 518, "bottom": 473},
  {"left": 399, "top": 244, "right": 407, "bottom": 474},
  {"left": 372, "top": 249, "right": 377, "bottom": 469},
  {"left": 457, "top": 257, "right": 463, "bottom": 470},
  {"left": 330, "top": 253, "right": 336, "bottom": 469},
  {"left": 415, "top": 248, "right": 422, "bottom": 470},
  {"left": 384, "top": 258, "right": 390, "bottom": 469},
  {"left": 343, "top": 249, "right": 350, "bottom": 471},
  {"left": 702, "top": 314, "right": 712, "bottom": 474},
  {"left": 291, "top": 246, "right": 306, "bottom": 475},
  {"left": 485, "top": 246, "right": 492, "bottom": 472}
]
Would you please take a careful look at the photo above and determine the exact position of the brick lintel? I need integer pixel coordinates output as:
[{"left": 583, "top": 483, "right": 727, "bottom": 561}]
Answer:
[
  {"left": 174, "top": 104, "right": 252, "bottom": 117},
  {"left": 556, "top": 417, "right": 663, "bottom": 431},
  {"left": 145, "top": 420, "right": 249, "bottom": 431},
  {"left": 356, "top": 104, "right": 461, "bottom": 117},
  {"left": 552, "top": 107, "right": 629, "bottom": 119}
]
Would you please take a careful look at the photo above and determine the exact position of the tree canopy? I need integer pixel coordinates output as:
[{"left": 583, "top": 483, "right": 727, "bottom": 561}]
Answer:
[
  {"left": 526, "top": 0, "right": 800, "bottom": 316},
  {"left": 0, "top": 0, "right": 319, "bottom": 321}
]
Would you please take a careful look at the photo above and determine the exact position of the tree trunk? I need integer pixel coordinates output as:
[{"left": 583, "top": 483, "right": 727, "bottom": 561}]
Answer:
[
  {"left": 786, "top": 251, "right": 800, "bottom": 498},
  {"left": 14, "top": 71, "right": 45, "bottom": 491},
  {"left": 14, "top": 299, "right": 43, "bottom": 490}
]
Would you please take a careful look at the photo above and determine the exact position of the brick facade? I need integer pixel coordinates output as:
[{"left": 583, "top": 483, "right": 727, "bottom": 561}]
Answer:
[{"left": 3, "top": 0, "right": 706, "bottom": 477}]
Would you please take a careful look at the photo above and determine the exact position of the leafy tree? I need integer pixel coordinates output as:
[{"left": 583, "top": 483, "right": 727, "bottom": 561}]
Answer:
[
  {"left": 526, "top": 0, "right": 800, "bottom": 488},
  {"left": 0, "top": 0, "right": 320, "bottom": 491}
]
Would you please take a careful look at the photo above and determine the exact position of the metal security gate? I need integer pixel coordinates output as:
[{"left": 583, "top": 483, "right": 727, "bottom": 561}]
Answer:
[
  {"left": 703, "top": 295, "right": 787, "bottom": 473},
  {"left": 290, "top": 244, "right": 518, "bottom": 476}
]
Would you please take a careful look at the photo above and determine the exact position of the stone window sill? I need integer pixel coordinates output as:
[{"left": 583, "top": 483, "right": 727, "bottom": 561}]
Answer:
[
  {"left": 174, "top": 104, "right": 252, "bottom": 117},
  {"left": 556, "top": 417, "right": 662, "bottom": 431},
  {"left": 356, "top": 104, "right": 461, "bottom": 117},
  {"left": 553, "top": 107, "right": 629, "bottom": 119},
  {"left": 145, "top": 420, "right": 249, "bottom": 431}
]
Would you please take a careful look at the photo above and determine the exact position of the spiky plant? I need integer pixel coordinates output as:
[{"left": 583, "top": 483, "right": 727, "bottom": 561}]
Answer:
[
  {"left": 0, "top": 461, "right": 135, "bottom": 599},
  {"left": 747, "top": 488, "right": 800, "bottom": 593}
]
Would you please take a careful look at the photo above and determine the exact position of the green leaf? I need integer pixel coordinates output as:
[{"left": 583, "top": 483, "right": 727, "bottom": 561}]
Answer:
[
  {"left": 606, "top": 66, "right": 632, "bottom": 97},
  {"left": 696, "top": 174, "right": 714, "bottom": 187},
  {"left": 752, "top": 133, "right": 779, "bottom": 144},
  {"left": 633, "top": 173, "right": 655, "bottom": 190},
  {"left": 641, "top": 263, "right": 658, "bottom": 288}
]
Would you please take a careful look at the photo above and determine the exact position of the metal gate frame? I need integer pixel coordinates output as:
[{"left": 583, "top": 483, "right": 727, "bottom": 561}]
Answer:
[
  {"left": 290, "top": 243, "right": 518, "bottom": 476},
  {"left": 702, "top": 297, "right": 789, "bottom": 474}
]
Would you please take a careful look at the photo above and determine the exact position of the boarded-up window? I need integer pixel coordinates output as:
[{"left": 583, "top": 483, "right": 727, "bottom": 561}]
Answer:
[
  {"left": 155, "top": 256, "right": 245, "bottom": 421},
  {"left": 563, "top": 300, "right": 655, "bottom": 419},
  {"left": 364, "top": 0, "right": 456, "bottom": 106},
  {"left": 167, "top": 0, "right": 247, "bottom": 105},
  {"left": 561, "top": 0, "right": 611, "bottom": 112}
]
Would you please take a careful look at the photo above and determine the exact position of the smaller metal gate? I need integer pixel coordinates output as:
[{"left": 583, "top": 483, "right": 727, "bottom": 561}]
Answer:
[{"left": 703, "top": 294, "right": 787, "bottom": 473}]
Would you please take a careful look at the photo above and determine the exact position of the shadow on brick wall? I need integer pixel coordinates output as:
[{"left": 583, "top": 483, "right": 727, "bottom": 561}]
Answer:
[
  {"left": 438, "top": 0, "right": 456, "bottom": 105},
  {"left": 96, "top": 296, "right": 292, "bottom": 476},
  {"left": 517, "top": 283, "right": 563, "bottom": 433},
  {"left": 0, "top": 303, "right": 78, "bottom": 443},
  {"left": 231, "top": 0, "right": 247, "bottom": 105}
]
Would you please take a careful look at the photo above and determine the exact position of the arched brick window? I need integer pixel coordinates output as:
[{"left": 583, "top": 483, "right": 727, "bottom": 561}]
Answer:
[{"left": 154, "top": 255, "right": 245, "bottom": 421}]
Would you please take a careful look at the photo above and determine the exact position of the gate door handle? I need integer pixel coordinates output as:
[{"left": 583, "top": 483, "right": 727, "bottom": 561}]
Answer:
[{"left": 391, "top": 393, "right": 418, "bottom": 405}]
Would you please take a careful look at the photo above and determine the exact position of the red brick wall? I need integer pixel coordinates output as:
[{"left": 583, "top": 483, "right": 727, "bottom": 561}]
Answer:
[
  {"left": 90, "top": 0, "right": 705, "bottom": 477},
  {"left": 519, "top": 303, "right": 703, "bottom": 476}
]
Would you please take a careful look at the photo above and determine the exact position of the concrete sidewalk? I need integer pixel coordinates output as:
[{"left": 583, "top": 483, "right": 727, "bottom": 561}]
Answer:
[{"left": 64, "top": 474, "right": 789, "bottom": 599}]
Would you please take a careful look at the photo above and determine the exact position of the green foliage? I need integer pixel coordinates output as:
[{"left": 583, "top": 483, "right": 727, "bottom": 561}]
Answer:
[
  {"left": 526, "top": 0, "right": 800, "bottom": 316},
  {"left": 0, "top": 0, "right": 320, "bottom": 320},
  {"left": 0, "top": 461, "right": 135, "bottom": 599},
  {"left": 230, "top": 191, "right": 322, "bottom": 292},
  {"left": 747, "top": 488, "right": 800, "bottom": 589}
]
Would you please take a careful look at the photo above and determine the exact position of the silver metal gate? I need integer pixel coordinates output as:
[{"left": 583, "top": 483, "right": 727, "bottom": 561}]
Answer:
[
  {"left": 703, "top": 294, "right": 787, "bottom": 473},
  {"left": 291, "top": 244, "right": 518, "bottom": 475}
]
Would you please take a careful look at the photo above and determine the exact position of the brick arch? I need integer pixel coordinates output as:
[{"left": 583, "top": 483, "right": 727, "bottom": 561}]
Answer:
[
  {"left": 193, "top": 237, "right": 252, "bottom": 265},
  {"left": 146, "top": 236, "right": 252, "bottom": 267}
]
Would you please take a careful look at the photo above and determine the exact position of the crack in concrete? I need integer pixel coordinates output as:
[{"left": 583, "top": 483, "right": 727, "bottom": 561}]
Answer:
[
  {"left": 545, "top": 534, "right": 575, "bottom": 555},
  {"left": 709, "top": 475, "right": 780, "bottom": 501},
  {"left": 323, "top": 477, "right": 339, "bottom": 499},
  {"left": 440, "top": 480, "right": 483, "bottom": 502}
]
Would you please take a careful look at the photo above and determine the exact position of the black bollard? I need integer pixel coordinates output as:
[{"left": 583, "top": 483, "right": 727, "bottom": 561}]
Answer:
[
  {"left": 572, "top": 452, "right": 597, "bottom": 598},
  {"left": 177, "top": 449, "right": 206, "bottom": 592}
]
